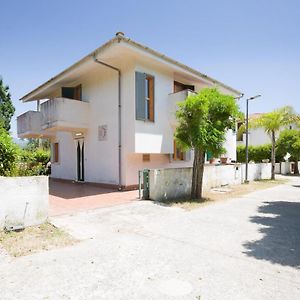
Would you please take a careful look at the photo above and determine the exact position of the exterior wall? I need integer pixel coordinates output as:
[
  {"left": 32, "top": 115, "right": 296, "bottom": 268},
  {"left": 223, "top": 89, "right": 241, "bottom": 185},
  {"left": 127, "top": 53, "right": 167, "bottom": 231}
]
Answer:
[
  {"left": 238, "top": 124, "right": 298, "bottom": 147},
  {"left": 223, "top": 129, "right": 237, "bottom": 161},
  {"left": 149, "top": 163, "right": 271, "bottom": 201},
  {"left": 134, "top": 62, "right": 174, "bottom": 154},
  {"left": 49, "top": 63, "right": 135, "bottom": 185},
  {"left": 125, "top": 153, "right": 194, "bottom": 186},
  {"left": 51, "top": 132, "right": 77, "bottom": 180},
  {"left": 0, "top": 176, "right": 48, "bottom": 229}
]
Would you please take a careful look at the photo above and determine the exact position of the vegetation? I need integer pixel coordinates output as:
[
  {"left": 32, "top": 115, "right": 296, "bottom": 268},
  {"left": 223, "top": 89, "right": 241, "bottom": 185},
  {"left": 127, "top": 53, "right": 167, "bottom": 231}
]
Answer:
[
  {"left": 237, "top": 144, "right": 284, "bottom": 163},
  {"left": 0, "top": 123, "right": 50, "bottom": 176},
  {"left": 250, "top": 106, "right": 298, "bottom": 179},
  {"left": 175, "top": 88, "right": 239, "bottom": 199},
  {"left": 277, "top": 129, "right": 300, "bottom": 174},
  {"left": 0, "top": 78, "right": 15, "bottom": 132},
  {"left": 0, "top": 126, "right": 19, "bottom": 176}
]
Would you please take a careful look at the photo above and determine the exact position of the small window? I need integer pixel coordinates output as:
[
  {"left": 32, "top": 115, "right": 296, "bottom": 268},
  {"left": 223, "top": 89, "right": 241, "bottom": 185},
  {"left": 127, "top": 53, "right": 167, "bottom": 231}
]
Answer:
[
  {"left": 61, "top": 84, "right": 82, "bottom": 100},
  {"left": 135, "top": 72, "right": 154, "bottom": 122},
  {"left": 145, "top": 75, "right": 154, "bottom": 121},
  {"left": 53, "top": 143, "right": 59, "bottom": 163},
  {"left": 142, "top": 154, "right": 150, "bottom": 162},
  {"left": 173, "top": 140, "right": 184, "bottom": 161},
  {"left": 173, "top": 81, "right": 194, "bottom": 93}
]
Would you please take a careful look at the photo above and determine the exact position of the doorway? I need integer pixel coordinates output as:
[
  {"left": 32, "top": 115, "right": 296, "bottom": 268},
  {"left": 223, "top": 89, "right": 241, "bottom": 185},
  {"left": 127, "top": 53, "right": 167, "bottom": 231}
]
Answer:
[{"left": 76, "top": 139, "right": 84, "bottom": 181}]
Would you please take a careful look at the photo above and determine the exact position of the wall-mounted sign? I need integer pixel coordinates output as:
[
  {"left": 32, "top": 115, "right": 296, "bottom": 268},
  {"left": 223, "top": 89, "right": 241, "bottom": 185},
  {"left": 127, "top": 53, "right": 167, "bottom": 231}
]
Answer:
[{"left": 98, "top": 125, "right": 108, "bottom": 141}]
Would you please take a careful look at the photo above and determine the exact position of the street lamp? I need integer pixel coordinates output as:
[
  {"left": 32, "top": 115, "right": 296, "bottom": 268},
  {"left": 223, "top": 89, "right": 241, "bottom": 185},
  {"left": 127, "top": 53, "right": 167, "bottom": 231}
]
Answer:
[{"left": 245, "top": 94, "right": 261, "bottom": 183}]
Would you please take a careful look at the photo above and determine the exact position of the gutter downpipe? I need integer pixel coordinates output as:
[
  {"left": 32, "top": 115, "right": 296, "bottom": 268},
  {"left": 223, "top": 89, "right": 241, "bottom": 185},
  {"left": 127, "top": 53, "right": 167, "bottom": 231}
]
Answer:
[{"left": 92, "top": 55, "right": 122, "bottom": 190}]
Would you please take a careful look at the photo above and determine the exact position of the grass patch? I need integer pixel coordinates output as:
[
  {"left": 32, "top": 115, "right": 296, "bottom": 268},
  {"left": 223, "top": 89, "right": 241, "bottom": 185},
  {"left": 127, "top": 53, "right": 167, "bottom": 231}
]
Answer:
[
  {"left": 159, "top": 178, "right": 287, "bottom": 210},
  {"left": 0, "top": 222, "right": 77, "bottom": 257}
]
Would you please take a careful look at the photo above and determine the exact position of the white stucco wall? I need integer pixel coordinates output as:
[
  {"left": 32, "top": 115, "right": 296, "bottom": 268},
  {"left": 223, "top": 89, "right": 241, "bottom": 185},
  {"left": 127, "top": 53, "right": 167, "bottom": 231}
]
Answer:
[
  {"left": 0, "top": 176, "right": 48, "bottom": 229},
  {"left": 32, "top": 50, "right": 239, "bottom": 187},
  {"left": 149, "top": 163, "right": 271, "bottom": 201}
]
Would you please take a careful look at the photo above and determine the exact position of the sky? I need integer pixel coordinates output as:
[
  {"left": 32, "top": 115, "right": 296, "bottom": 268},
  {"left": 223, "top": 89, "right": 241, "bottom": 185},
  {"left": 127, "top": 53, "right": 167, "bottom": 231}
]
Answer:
[{"left": 1, "top": 0, "right": 299, "bottom": 137}]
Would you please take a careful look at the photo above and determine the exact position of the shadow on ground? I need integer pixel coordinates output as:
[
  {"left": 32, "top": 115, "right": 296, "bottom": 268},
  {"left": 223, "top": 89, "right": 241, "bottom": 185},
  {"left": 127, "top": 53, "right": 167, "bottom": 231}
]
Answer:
[{"left": 243, "top": 200, "right": 300, "bottom": 268}]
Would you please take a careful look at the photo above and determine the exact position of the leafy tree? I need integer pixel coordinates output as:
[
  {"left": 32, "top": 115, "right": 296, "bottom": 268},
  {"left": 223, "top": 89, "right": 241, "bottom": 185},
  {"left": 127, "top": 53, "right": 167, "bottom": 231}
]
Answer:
[
  {"left": 250, "top": 106, "right": 298, "bottom": 180},
  {"left": 175, "top": 88, "right": 239, "bottom": 200},
  {"left": 277, "top": 129, "right": 300, "bottom": 174},
  {"left": 25, "top": 138, "right": 50, "bottom": 151},
  {"left": 0, "top": 126, "right": 19, "bottom": 176},
  {"left": 0, "top": 78, "right": 15, "bottom": 132}
]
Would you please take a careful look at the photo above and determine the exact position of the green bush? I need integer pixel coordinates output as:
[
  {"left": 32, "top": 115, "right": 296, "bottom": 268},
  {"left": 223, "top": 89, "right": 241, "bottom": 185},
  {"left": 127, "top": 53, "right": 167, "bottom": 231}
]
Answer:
[
  {"left": 18, "top": 148, "right": 50, "bottom": 176},
  {"left": 237, "top": 144, "right": 284, "bottom": 163},
  {"left": 0, "top": 128, "right": 19, "bottom": 176}
]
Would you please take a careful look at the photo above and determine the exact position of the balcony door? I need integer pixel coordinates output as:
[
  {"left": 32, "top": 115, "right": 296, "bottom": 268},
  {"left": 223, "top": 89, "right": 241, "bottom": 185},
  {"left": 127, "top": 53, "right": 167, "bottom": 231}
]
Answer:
[{"left": 76, "top": 139, "right": 84, "bottom": 181}]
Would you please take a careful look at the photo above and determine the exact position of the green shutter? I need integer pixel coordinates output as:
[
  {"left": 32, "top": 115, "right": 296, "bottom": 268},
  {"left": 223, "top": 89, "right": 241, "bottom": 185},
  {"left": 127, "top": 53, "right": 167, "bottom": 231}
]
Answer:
[{"left": 135, "top": 72, "right": 146, "bottom": 120}]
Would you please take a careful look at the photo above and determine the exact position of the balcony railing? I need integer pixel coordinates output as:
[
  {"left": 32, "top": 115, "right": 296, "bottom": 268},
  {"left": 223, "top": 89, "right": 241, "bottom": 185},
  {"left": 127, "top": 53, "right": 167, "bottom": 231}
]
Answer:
[
  {"left": 17, "top": 111, "right": 46, "bottom": 138},
  {"left": 41, "top": 97, "right": 90, "bottom": 132}
]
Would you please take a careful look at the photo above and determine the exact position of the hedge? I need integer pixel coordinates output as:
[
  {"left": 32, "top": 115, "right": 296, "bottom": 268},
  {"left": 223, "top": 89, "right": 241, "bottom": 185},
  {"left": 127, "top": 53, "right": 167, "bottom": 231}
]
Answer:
[{"left": 237, "top": 144, "right": 284, "bottom": 163}]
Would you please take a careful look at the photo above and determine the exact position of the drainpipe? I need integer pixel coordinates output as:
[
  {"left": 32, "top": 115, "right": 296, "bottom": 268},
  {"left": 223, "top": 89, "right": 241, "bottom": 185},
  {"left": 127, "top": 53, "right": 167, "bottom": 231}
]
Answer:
[{"left": 92, "top": 54, "right": 122, "bottom": 190}]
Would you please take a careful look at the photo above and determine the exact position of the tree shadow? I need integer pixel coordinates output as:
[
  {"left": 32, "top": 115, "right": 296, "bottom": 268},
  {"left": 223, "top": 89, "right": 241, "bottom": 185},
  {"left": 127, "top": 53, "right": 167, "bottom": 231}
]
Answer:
[{"left": 243, "top": 201, "right": 300, "bottom": 268}]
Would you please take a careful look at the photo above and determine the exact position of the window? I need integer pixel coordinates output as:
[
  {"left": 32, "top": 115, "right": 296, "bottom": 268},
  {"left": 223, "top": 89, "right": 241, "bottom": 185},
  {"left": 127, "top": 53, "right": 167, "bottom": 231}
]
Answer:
[
  {"left": 142, "top": 154, "right": 150, "bottom": 162},
  {"left": 173, "top": 81, "right": 194, "bottom": 93},
  {"left": 173, "top": 140, "right": 184, "bottom": 161},
  {"left": 52, "top": 143, "right": 59, "bottom": 163},
  {"left": 61, "top": 84, "right": 82, "bottom": 100},
  {"left": 136, "top": 72, "right": 154, "bottom": 121}
]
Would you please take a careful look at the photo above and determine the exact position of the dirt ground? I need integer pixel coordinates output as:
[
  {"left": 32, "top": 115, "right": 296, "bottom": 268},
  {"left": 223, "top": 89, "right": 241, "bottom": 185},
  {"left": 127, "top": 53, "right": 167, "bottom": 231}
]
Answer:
[
  {"left": 0, "top": 222, "right": 77, "bottom": 257},
  {"left": 162, "top": 179, "right": 287, "bottom": 210}
]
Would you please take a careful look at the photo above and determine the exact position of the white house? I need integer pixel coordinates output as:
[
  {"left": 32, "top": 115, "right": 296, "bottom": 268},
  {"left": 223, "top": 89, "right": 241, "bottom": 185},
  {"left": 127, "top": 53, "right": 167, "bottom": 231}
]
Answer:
[
  {"left": 237, "top": 113, "right": 298, "bottom": 147},
  {"left": 17, "top": 32, "right": 242, "bottom": 189}
]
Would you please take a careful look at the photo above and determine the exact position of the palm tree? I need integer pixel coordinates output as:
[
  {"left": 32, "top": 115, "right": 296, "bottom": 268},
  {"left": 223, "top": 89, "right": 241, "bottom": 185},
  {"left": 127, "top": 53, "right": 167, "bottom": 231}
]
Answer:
[{"left": 251, "top": 106, "right": 298, "bottom": 180}]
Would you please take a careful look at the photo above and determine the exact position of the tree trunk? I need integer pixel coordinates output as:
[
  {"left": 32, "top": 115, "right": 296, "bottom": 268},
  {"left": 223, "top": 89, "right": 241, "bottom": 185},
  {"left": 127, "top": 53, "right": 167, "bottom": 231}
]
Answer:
[
  {"left": 191, "top": 148, "right": 205, "bottom": 200},
  {"left": 294, "top": 161, "right": 299, "bottom": 175},
  {"left": 271, "top": 130, "right": 276, "bottom": 180}
]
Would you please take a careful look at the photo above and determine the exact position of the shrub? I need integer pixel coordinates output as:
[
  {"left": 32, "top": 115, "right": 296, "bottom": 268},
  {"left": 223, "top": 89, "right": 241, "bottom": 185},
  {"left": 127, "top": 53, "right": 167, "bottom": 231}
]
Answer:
[
  {"left": 18, "top": 148, "right": 50, "bottom": 176},
  {"left": 0, "top": 128, "right": 19, "bottom": 176},
  {"left": 237, "top": 144, "right": 284, "bottom": 163}
]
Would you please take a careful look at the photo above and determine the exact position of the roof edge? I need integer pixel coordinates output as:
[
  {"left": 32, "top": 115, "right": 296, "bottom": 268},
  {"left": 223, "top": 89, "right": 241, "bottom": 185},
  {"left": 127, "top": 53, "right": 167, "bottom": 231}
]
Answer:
[{"left": 20, "top": 35, "right": 242, "bottom": 101}]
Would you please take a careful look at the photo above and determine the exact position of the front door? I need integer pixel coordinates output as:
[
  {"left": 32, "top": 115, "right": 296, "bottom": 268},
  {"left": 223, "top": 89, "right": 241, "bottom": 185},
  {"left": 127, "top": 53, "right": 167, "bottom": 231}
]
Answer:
[{"left": 76, "top": 140, "right": 84, "bottom": 181}]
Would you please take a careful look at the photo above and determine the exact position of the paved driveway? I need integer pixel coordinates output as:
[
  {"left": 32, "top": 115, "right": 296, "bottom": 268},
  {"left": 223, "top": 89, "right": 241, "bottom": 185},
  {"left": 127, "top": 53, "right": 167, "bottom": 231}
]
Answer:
[
  {"left": 1, "top": 177, "right": 300, "bottom": 299},
  {"left": 49, "top": 179, "right": 139, "bottom": 216}
]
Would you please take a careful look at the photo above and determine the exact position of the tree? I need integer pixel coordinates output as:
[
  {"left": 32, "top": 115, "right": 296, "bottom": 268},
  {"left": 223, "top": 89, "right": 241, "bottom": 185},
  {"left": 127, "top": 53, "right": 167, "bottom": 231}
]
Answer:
[
  {"left": 250, "top": 106, "right": 298, "bottom": 180},
  {"left": 0, "top": 77, "right": 15, "bottom": 132},
  {"left": 277, "top": 129, "right": 300, "bottom": 174},
  {"left": 175, "top": 88, "right": 239, "bottom": 200},
  {"left": 0, "top": 126, "right": 19, "bottom": 176}
]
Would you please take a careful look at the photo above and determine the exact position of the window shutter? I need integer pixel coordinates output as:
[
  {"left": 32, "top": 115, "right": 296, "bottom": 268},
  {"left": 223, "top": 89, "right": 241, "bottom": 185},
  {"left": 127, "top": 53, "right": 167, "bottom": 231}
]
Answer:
[{"left": 135, "top": 72, "right": 146, "bottom": 120}]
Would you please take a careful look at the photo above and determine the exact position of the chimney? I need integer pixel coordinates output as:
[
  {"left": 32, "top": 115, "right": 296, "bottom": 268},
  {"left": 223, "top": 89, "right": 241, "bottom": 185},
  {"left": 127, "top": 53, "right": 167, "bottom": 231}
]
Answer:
[{"left": 115, "top": 32, "right": 125, "bottom": 37}]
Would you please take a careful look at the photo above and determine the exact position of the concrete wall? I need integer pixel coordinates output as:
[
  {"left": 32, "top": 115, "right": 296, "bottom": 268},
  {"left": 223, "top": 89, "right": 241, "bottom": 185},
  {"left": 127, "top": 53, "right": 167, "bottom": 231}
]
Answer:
[
  {"left": 0, "top": 176, "right": 48, "bottom": 229},
  {"left": 149, "top": 163, "right": 272, "bottom": 201}
]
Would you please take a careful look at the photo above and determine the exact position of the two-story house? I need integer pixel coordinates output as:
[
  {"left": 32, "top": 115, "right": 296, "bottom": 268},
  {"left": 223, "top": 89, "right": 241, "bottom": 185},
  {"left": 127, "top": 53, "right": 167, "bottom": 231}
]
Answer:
[{"left": 17, "top": 32, "right": 242, "bottom": 189}]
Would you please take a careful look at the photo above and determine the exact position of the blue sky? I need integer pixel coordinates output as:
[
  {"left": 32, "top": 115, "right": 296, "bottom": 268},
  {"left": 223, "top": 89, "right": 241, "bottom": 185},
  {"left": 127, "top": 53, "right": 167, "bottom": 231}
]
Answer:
[{"left": 1, "top": 0, "right": 299, "bottom": 136}]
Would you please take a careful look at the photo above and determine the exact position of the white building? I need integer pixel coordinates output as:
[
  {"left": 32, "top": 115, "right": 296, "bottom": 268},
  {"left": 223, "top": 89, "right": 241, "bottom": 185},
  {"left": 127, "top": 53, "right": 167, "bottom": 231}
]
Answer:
[
  {"left": 237, "top": 113, "right": 297, "bottom": 147},
  {"left": 17, "top": 33, "right": 242, "bottom": 189}
]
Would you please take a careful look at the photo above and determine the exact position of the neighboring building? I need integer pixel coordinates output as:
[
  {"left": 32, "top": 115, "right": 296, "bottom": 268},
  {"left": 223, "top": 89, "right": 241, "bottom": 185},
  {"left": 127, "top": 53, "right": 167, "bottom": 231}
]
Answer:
[
  {"left": 237, "top": 113, "right": 298, "bottom": 147},
  {"left": 17, "top": 33, "right": 242, "bottom": 189}
]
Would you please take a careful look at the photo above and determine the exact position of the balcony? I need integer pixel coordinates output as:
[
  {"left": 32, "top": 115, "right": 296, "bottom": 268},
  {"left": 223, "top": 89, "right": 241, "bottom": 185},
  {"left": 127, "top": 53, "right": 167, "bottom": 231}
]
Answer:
[
  {"left": 17, "top": 111, "right": 53, "bottom": 139},
  {"left": 168, "top": 89, "right": 196, "bottom": 126},
  {"left": 41, "top": 98, "right": 90, "bottom": 132}
]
